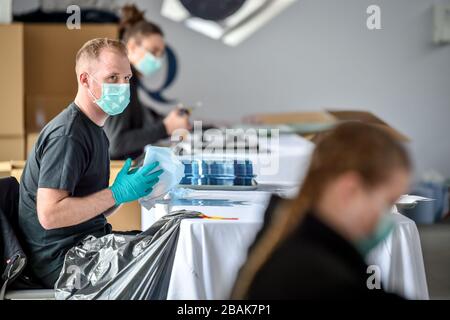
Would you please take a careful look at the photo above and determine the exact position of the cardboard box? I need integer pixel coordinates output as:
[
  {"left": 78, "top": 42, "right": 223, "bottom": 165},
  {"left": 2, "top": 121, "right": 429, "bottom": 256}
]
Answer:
[
  {"left": 0, "top": 161, "right": 25, "bottom": 180},
  {"left": 0, "top": 136, "right": 25, "bottom": 161},
  {"left": 0, "top": 24, "right": 24, "bottom": 135},
  {"left": 26, "top": 95, "right": 73, "bottom": 133},
  {"left": 24, "top": 23, "right": 118, "bottom": 95},
  {"left": 24, "top": 23, "right": 118, "bottom": 131},
  {"left": 9, "top": 160, "right": 26, "bottom": 182},
  {"left": 326, "top": 110, "right": 409, "bottom": 142},
  {"left": 0, "top": 161, "right": 12, "bottom": 178},
  {"left": 1, "top": 23, "right": 119, "bottom": 135},
  {"left": 245, "top": 109, "right": 409, "bottom": 142},
  {"left": 107, "top": 201, "right": 142, "bottom": 232},
  {"left": 26, "top": 132, "right": 40, "bottom": 158},
  {"left": 246, "top": 111, "right": 336, "bottom": 125}
]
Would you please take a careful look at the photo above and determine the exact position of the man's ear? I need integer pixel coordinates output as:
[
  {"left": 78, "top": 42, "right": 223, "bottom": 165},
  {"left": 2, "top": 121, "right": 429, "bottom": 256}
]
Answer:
[{"left": 79, "top": 72, "right": 89, "bottom": 88}]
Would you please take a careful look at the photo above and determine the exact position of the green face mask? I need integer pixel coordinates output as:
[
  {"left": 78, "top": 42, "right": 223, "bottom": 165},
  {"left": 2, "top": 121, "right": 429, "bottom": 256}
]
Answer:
[
  {"left": 355, "top": 214, "right": 395, "bottom": 256},
  {"left": 88, "top": 75, "right": 130, "bottom": 116},
  {"left": 135, "top": 51, "right": 162, "bottom": 77}
]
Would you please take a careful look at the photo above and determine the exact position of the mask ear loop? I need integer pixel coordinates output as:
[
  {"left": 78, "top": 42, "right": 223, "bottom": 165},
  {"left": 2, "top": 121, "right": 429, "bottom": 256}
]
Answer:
[{"left": 86, "top": 73, "right": 101, "bottom": 102}]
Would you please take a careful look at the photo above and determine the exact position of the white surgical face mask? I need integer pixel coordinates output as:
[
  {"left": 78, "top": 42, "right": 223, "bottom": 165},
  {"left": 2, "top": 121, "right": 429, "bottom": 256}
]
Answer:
[
  {"left": 87, "top": 74, "right": 130, "bottom": 116},
  {"left": 354, "top": 207, "right": 395, "bottom": 256},
  {"left": 134, "top": 47, "right": 162, "bottom": 77}
]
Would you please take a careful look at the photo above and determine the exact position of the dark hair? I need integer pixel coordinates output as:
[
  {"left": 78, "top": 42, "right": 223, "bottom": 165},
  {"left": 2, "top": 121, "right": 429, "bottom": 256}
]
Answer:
[
  {"left": 119, "top": 4, "right": 164, "bottom": 42},
  {"left": 231, "top": 122, "right": 411, "bottom": 299}
]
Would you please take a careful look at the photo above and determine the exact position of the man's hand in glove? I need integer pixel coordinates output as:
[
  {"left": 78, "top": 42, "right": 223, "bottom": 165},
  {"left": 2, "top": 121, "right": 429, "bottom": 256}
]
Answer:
[{"left": 110, "top": 158, "right": 163, "bottom": 205}]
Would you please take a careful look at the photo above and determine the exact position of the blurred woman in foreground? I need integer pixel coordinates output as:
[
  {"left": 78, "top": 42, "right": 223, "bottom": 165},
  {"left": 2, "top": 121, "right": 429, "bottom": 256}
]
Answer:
[{"left": 232, "top": 122, "right": 411, "bottom": 299}]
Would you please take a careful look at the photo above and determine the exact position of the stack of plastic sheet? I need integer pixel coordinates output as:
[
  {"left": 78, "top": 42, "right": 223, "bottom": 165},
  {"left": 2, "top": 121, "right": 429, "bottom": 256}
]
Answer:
[{"left": 180, "top": 160, "right": 255, "bottom": 186}]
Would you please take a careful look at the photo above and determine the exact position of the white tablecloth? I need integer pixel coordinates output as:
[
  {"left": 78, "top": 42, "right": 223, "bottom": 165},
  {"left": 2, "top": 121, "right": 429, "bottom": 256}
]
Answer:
[
  {"left": 157, "top": 191, "right": 429, "bottom": 300},
  {"left": 367, "top": 213, "right": 429, "bottom": 299},
  {"left": 167, "top": 219, "right": 263, "bottom": 299},
  {"left": 141, "top": 134, "right": 428, "bottom": 299},
  {"left": 142, "top": 189, "right": 271, "bottom": 299}
]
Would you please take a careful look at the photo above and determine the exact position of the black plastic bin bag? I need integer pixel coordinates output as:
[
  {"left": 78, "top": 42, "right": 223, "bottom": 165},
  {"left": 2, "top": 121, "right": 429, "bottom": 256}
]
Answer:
[{"left": 55, "top": 210, "right": 201, "bottom": 300}]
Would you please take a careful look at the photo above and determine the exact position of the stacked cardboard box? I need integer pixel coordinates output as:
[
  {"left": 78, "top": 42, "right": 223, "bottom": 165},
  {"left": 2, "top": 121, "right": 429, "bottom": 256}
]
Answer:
[
  {"left": 0, "top": 23, "right": 119, "bottom": 159},
  {"left": 26, "top": 132, "right": 39, "bottom": 158},
  {"left": 23, "top": 23, "right": 118, "bottom": 154},
  {"left": 0, "top": 161, "right": 12, "bottom": 178},
  {"left": 0, "top": 23, "right": 117, "bottom": 161},
  {"left": 0, "top": 24, "right": 25, "bottom": 160},
  {"left": 24, "top": 23, "right": 118, "bottom": 133}
]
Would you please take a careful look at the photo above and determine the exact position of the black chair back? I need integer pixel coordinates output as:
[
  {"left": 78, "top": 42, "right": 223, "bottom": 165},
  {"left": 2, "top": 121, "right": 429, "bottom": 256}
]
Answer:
[{"left": 0, "top": 177, "right": 27, "bottom": 298}]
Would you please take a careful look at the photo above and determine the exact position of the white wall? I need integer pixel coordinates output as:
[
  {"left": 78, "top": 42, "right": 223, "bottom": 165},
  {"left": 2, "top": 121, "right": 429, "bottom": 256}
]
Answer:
[
  {"left": 14, "top": 0, "right": 450, "bottom": 177},
  {"left": 136, "top": 0, "right": 450, "bottom": 178}
]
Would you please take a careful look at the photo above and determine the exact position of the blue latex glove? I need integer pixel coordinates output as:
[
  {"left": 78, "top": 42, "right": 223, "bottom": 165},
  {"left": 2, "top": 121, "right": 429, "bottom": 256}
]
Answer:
[{"left": 110, "top": 158, "right": 164, "bottom": 205}]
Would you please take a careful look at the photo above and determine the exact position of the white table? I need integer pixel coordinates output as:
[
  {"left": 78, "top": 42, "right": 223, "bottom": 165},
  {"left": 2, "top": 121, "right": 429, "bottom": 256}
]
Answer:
[
  {"left": 162, "top": 189, "right": 269, "bottom": 300},
  {"left": 141, "top": 134, "right": 428, "bottom": 299},
  {"left": 167, "top": 219, "right": 263, "bottom": 299},
  {"left": 145, "top": 189, "right": 429, "bottom": 300},
  {"left": 367, "top": 212, "right": 429, "bottom": 299}
]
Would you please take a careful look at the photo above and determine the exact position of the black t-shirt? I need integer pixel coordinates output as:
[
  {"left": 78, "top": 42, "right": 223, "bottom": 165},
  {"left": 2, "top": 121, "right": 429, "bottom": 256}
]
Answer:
[{"left": 18, "top": 102, "right": 112, "bottom": 288}]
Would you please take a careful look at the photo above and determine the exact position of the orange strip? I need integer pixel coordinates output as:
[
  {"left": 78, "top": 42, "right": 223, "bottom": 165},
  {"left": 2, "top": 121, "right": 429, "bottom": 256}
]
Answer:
[{"left": 199, "top": 214, "right": 239, "bottom": 220}]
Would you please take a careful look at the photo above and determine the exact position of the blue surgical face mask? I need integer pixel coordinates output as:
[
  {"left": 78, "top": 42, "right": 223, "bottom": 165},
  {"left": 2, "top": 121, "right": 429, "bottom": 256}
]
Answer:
[
  {"left": 88, "top": 75, "right": 130, "bottom": 116},
  {"left": 135, "top": 50, "right": 162, "bottom": 77},
  {"left": 355, "top": 213, "right": 395, "bottom": 256}
]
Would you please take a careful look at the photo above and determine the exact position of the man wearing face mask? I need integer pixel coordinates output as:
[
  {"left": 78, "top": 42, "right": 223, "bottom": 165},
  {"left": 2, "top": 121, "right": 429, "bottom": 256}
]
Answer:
[
  {"left": 104, "top": 5, "right": 191, "bottom": 160},
  {"left": 17, "top": 38, "right": 163, "bottom": 288}
]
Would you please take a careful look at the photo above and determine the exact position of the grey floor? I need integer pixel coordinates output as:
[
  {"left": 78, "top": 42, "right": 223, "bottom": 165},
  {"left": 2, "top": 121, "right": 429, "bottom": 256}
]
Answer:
[{"left": 417, "top": 218, "right": 450, "bottom": 300}]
